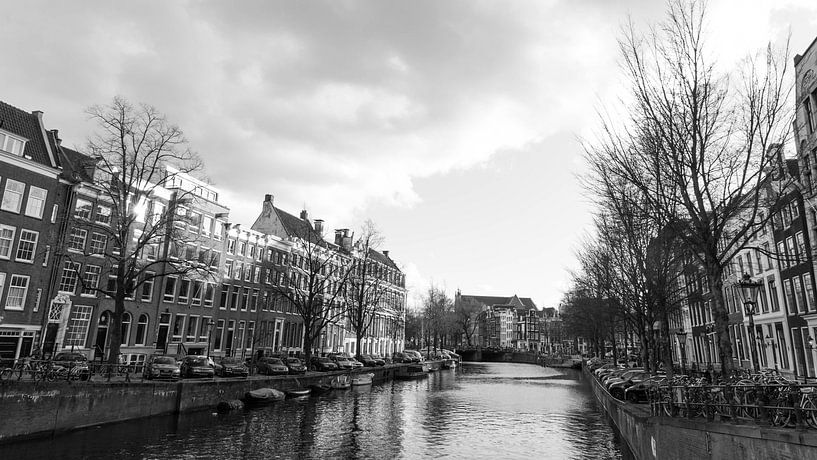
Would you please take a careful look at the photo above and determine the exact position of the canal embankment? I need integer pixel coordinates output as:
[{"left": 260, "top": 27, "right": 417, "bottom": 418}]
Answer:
[
  {"left": 0, "top": 364, "right": 407, "bottom": 444},
  {"left": 585, "top": 365, "right": 817, "bottom": 460}
]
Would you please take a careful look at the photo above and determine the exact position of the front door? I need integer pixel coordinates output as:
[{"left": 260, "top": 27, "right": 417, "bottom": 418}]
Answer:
[
  {"left": 43, "top": 323, "right": 59, "bottom": 356},
  {"left": 156, "top": 313, "right": 171, "bottom": 352}
]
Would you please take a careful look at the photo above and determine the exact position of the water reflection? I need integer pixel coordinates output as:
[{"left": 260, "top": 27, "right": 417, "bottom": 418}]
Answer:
[{"left": 0, "top": 363, "right": 622, "bottom": 459}]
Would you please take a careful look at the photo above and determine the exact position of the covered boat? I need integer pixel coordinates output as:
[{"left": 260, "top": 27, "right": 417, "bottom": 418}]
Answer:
[
  {"left": 244, "top": 388, "right": 285, "bottom": 405},
  {"left": 330, "top": 375, "right": 351, "bottom": 390},
  {"left": 285, "top": 388, "right": 312, "bottom": 398},
  {"left": 351, "top": 373, "right": 374, "bottom": 386},
  {"left": 396, "top": 365, "right": 429, "bottom": 380}
]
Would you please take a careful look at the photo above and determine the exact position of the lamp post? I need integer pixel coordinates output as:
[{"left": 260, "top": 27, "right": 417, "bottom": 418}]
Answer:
[
  {"left": 738, "top": 274, "right": 762, "bottom": 373},
  {"left": 676, "top": 328, "right": 688, "bottom": 375},
  {"left": 765, "top": 335, "right": 779, "bottom": 372},
  {"left": 807, "top": 336, "right": 816, "bottom": 384},
  {"left": 205, "top": 319, "right": 216, "bottom": 358}
]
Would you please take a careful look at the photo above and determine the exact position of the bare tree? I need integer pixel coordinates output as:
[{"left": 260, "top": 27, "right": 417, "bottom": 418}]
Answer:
[
  {"left": 586, "top": 0, "right": 793, "bottom": 373},
  {"left": 345, "top": 220, "right": 392, "bottom": 360},
  {"left": 421, "top": 285, "right": 453, "bottom": 353},
  {"left": 61, "top": 97, "right": 212, "bottom": 364},
  {"left": 453, "top": 296, "right": 482, "bottom": 347},
  {"left": 267, "top": 225, "right": 352, "bottom": 366}
]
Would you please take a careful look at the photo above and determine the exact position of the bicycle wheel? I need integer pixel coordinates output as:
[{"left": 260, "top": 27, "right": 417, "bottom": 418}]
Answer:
[
  {"left": 0, "top": 368, "right": 13, "bottom": 380},
  {"left": 802, "top": 396, "right": 817, "bottom": 429}
]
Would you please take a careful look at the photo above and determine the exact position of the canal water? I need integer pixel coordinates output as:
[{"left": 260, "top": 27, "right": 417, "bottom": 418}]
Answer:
[{"left": 0, "top": 362, "right": 625, "bottom": 459}]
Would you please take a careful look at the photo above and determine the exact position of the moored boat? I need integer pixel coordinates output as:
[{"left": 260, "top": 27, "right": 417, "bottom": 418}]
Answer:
[
  {"left": 396, "top": 365, "right": 429, "bottom": 380},
  {"left": 308, "top": 383, "right": 332, "bottom": 395},
  {"left": 330, "top": 375, "right": 351, "bottom": 390},
  {"left": 285, "top": 388, "right": 312, "bottom": 398},
  {"left": 244, "top": 388, "right": 285, "bottom": 405},
  {"left": 351, "top": 373, "right": 374, "bottom": 386}
]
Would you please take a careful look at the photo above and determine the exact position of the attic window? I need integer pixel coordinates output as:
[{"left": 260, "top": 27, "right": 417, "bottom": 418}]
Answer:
[{"left": 0, "top": 130, "right": 27, "bottom": 156}]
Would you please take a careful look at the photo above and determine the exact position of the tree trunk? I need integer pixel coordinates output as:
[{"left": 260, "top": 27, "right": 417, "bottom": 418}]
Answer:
[
  {"left": 706, "top": 261, "right": 733, "bottom": 375},
  {"left": 660, "top": 311, "right": 674, "bottom": 378}
]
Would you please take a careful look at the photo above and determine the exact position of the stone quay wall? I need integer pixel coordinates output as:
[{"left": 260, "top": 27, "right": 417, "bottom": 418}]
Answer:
[
  {"left": 0, "top": 365, "right": 404, "bottom": 444},
  {"left": 585, "top": 366, "right": 817, "bottom": 460},
  {"left": 458, "top": 349, "right": 538, "bottom": 364}
]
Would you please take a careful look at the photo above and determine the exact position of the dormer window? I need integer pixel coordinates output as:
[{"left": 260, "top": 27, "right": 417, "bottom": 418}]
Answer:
[{"left": 0, "top": 130, "right": 27, "bottom": 156}]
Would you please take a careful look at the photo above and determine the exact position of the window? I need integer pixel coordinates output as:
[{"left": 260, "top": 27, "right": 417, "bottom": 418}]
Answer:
[
  {"left": 68, "top": 228, "right": 87, "bottom": 252},
  {"left": 63, "top": 305, "right": 93, "bottom": 347},
  {"left": 249, "top": 245, "right": 256, "bottom": 259},
  {"left": 251, "top": 289, "right": 259, "bottom": 312},
  {"left": 778, "top": 241, "right": 788, "bottom": 269},
  {"left": 791, "top": 202, "right": 800, "bottom": 219},
  {"left": 230, "top": 286, "right": 239, "bottom": 310},
  {"left": 141, "top": 272, "right": 155, "bottom": 302},
  {"left": 89, "top": 233, "right": 107, "bottom": 255},
  {"left": 204, "top": 283, "right": 214, "bottom": 307},
  {"left": 95, "top": 205, "right": 111, "bottom": 224},
  {"left": 202, "top": 215, "right": 213, "bottom": 237},
  {"left": 215, "top": 220, "right": 225, "bottom": 240},
  {"left": 135, "top": 314, "right": 149, "bottom": 346},
  {"left": 0, "top": 131, "right": 25, "bottom": 155},
  {"left": 188, "top": 212, "right": 201, "bottom": 233},
  {"left": 191, "top": 280, "right": 203, "bottom": 306},
  {"left": 172, "top": 315, "right": 185, "bottom": 342},
  {"left": 15, "top": 229, "right": 38, "bottom": 262},
  {"left": 178, "top": 278, "right": 191, "bottom": 304},
  {"left": 24, "top": 186, "right": 47, "bottom": 218},
  {"left": 81, "top": 265, "right": 101, "bottom": 296},
  {"left": 225, "top": 260, "right": 233, "bottom": 278},
  {"left": 163, "top": 276, "right": 178, "bottom": 302},
  {"left": 227, "top": 238, "right": 236, "bottom": 254},
  {"left": 805, "top": 97, "right": 815, "bottom": 134},
  {"left": 174, "top": 205, "right": 188, "bottom": 228},
  {"left": 220, "top": 285, "right": 229, "bottom": 310},
  {"left": 795, "top": 276, "right": 807, "bottom": 314},
  {"left": 214, "top": 320, "right": 225, "bottom": 350},
  {"left": 199, "top": 317, "right": 210, "bottom": 341},
  {"left": 244, "top": 264, "right": 253, "bottom": 282},
  {"left": 0, "top": 225, "right": 14, "bottom": 259},
  {"left": 121, "top": 313, "right": 132, "bottom": 345},
  {"left": 5, "top": 274, "right": 29, "bottom": 310},
  {"left": 785, "top": 278, "right": 798, "bottom": 314},
  {"left": 58, "top": 261, "right": 81, "bottom": 294},
  {"left": 74, "top": 199, "right": 93, "bottom": 219},
  {"left": 253, "top": 266, "right": 261, "bottom": 284},
  {"left": 796, "top": 232, "right": 806, "bottom": 263},
  {"left": 239, "top": 241, "right": 246, "bottom": 256},
  {"left": 805, "top": 273, "right": 816, "bottom": 312},
  {"left": 241, "top": 288, "right": 249, "bottom": 311},
  {"left": 186, "top": 316, "right": 199, "bottom": 342},
  {"left": 1, "top": 179, "right": 25, "bottom": 213}
]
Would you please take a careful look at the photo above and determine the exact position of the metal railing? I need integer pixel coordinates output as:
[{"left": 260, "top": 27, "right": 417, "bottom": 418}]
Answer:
[
  {"left": 0, "top": 358, "right": 144, "bottom": 383},
  {"left": 648, "top": 382, "right": 817, "bottom": 429}
]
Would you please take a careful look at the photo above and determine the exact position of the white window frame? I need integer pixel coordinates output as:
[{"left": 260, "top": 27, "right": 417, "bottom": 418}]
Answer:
[
  {"left": 1, "top": 179, "right": 25, "bottom": 213},
  {"left": 15, "top": 229, "right": 38, "bottom": 263},
  {"left": 5, "top": 274, "right": 30, "bottom": 310},
  {"left": 0, "top": 130, "right": 27, "bottom": 156},
  {"left": 95, "top": 204, "right": 111, "bottom": 225},
  {"left": 74, "top": 198, "right": 93, "bottom": 220},
  {"left": 81, "top": 265, "right": 101, "bottom": 297},
  {"left": 89, "top": 232, "right": 107, "bottom": 256},
  {"left": 24, "top": 186, "right": 47, "bottom": 219},
  {"left": 63, "top": 305, "right": 93, "bottom": 348},
  {"left": 58, "top": 260, "right": 81, "bottom": 294},
  {"left": 0, "top": 224, "right": 15, "bottom": 259},
  {"left": 68, "top": 228, "right": 88, "bottom": 253}
]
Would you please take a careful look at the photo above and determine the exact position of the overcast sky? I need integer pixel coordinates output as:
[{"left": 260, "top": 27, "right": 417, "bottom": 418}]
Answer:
[{"left": 2, "top": 0, "right": 816, "bottom": 310}]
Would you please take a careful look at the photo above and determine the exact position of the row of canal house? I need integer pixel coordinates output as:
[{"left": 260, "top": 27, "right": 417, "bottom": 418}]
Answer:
[
  {"left": 0, "top": 99, "right": 407, "bottom": 366},
  {"left": 667, "top": 37, "right": 817, "bottom": 379}
]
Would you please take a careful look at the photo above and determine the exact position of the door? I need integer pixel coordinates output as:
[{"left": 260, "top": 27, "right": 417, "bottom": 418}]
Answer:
[
  {"left": 94, "top": 311, "right": 110, "bottom": 359},
  {"left": 156, "top": 313, "right": 171, "bottom": 352},
  {"left": 43, "top": 323, "right": 59, "bottom": 356}
]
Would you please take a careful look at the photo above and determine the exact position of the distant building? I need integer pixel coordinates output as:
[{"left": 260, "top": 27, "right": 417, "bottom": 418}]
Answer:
[{"left": 457, "top": 293, "right": 544, "bottom": 351}]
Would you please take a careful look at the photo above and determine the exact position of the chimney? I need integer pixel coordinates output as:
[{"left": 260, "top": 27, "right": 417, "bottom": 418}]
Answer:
[
  {"left": 50, "top": 129, "right": 61, "bottom": 147},
  {"left": 264, "top": 194, "right": 273, "bottom": 203},
  {"left": 314, "top": 219, "right": 324, "bottom": 234},
  {"left": 300, "top": 209, "right": 309, "bottom": 221},
  {"left": 383, "top": 250, "right": 389, "bottom": 258},
  {"left": 334, "top": 229, "right": 344, "bottom": 246}
]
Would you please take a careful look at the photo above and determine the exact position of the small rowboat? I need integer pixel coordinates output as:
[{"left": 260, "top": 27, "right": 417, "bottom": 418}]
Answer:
[
  {"left": 244, "top": 388, "right": 285, "bottom": 405},
  {"left": 330, "top": 375, "right": 351, "bottom": 390},
  {"left": 351, "top": 373, "right": 374, "bottom": 386},
  {"left": 308, "top": 383, "right": 332, "bottom": 395},
  {"left": 285, "top": 388, "right": 312, "bottom": 398}
]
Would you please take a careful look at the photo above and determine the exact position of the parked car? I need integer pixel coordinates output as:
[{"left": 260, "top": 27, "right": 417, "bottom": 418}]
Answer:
[
  {"left": 624, "top": 375, "right": 666, "bottom": 403},
  {"left": 604, "top": 369, "right": 644, "bottom": 390},
  {"left": 347, "top": 357, "right": 364, "bottom": 368},
  {"left": 392, "top": 352, "right": 412, "bottom": 363},
  {"left": 370, "top": 354, "right": 386, "bottom": 366},
  {"left": 285, "top": 357, "right": 307, "bottom": 375},
  {"left": 257, "top": 357, "right": 290, "bottom": 375},
  {"left": 214, "top": 357, "right": 249, "bottom": 378},
  {"left": 52, "top": 352, "right": 91, "bottom": 381},
  {"left": 143, "top": 355, "right": 181, "bottom": 381},
  {"left": 330, "top": 355, "right": 355, "bottom": 370},
  {"left": 180, "top": 356, "right": 215, "bottom": 379},
  {"left": 403, "top": 350, "right": 424, "bottom": 362},
  {"left": 608, "top": 371, "right": 650, "bottom": 399},
  {"left": 358, "top": 354, "right": 377, "bottom": 367},
  {"left": 309, "top": 357, "right": 338, "bottom": 372}
]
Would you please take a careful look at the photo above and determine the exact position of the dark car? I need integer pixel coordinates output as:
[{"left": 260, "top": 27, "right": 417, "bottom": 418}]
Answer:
[
  {"left": 215, "top": 357, "right": 249, "bottom": 378},
  {"left": 624, "top": 375, "right": 666, "bottom": 403},
  {"left": 143, "top": 355, "right": 181, "bottom": 381},
  {"left": 309, "top": 357, "right": 338, "bottom": 372},
  {"left": 358, "top": 354, "right": 378, "bottom": 367},
  {"left": 180, "top": 356, "right": 215, "bottom": 379},
  {"left": 608, "top": 371, "right": 650, "bottom": 399},
  {"left": 370, "top": 354, "right": 386, "bottom": 366},
  {"left": 391, "top": 352, "right": 411, "bottom": 363},
  {"left": 52, "top": 352, "right": 91, "bottom": 381},
  {"left": 285, "top": 357, "right": 307, "bottom": 375},
  {"left": 257, "top": 357, "right": 289, "bottom": 375}
]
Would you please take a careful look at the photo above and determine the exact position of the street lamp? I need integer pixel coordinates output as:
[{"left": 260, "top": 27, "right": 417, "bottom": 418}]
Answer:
[
  {"left": 739, "top": 274, "right": 762, "bottom": 372},
  {"left": 675, "top": 328, "right": 688, "bottom": 374},
  {"left": 807, "top": 336, "right": 816, "bottom": 383}
]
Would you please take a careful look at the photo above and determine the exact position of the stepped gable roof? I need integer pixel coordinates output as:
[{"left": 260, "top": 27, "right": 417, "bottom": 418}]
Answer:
[
  {"left": 367, "top": 248, "right": 400, "bottom": 270},
  {"left": 0, "top": 100, "right": 58, "bottom": 168}
]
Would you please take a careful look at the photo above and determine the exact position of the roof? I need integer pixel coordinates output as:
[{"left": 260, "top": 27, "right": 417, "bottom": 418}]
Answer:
[
  {"left": 274, "top": 206, "right": 324, "bottom": 243},
  {"left": 59, "top": 146, "right": 96, "bottom": 182},
  {"left": 367, "top": 248, "right": 400, "bottom": 270},
  {"left": 0, "top": 100, "right": 58, "bottom": 168},
  {"left": 459, "top": 294, "right": 537, "bottom": 310}
]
